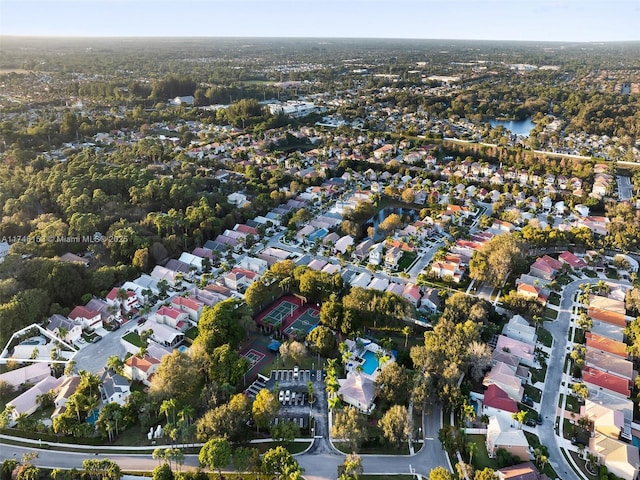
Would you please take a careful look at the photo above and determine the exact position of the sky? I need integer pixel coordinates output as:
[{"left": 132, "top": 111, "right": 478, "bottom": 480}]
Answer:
[{"left": 1, "top": 0, "right": 638, "bottom": 43}]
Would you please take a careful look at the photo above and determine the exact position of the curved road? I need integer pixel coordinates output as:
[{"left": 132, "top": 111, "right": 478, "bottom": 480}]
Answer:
[{"left": 538, "top": 277, "right": 630, "bottom": 480}]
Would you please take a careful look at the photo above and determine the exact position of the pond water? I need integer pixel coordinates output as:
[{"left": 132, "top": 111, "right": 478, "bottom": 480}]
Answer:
[{"left": 489, "top": 118, "right": 535, "bottom": 137}]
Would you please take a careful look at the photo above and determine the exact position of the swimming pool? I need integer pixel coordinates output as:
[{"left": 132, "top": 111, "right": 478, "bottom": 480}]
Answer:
[
  {"left": 307, "top": 228, "right": 328, "bottom": 242},
  {"left": 361, "top": 350, "right": 379, "bottom": 375},
  {"left": 178, "top": 345, "right": 189, "bottom": 354},
  {"left": 19, "top": 336, "right": 46, "bottom": 346}
]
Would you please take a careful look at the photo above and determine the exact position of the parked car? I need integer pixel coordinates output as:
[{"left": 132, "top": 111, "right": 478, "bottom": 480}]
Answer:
[
  {"left": 284, "top": 390, "right": 291, "bottom": 403},
  {"left": 293, "top": 366, "right": 299, "bottom": 379},
  {"left": 525, "top": 418, "right": 537, "bottom": 427},
  {"left": 279, "top": 390, "right": 285, "bottom": 403}
]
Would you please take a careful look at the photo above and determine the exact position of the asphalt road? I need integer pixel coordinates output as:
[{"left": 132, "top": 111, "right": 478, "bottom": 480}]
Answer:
[{"left": 71, "top": 323, "right": 131, "bottom": 373}]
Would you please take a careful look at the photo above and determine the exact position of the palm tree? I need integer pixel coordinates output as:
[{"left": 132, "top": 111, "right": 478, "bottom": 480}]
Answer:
[
  {"left": 328, "top": 396, "right": 341, "bottom": 412},
  {"left": 468, "top": 441, "right": 477, "bottom": 464},
  {"left": 106, "top": 355, "right": 124, "bottom": 375},
  {"left": 402, "top": 326, "right": 412, "bottom": 349},
  {"left": 178, "top": 405, "right": 194, "bottom": 427},
  {"left": 160, "top": 398, "right": 177, "bottom": 426}
]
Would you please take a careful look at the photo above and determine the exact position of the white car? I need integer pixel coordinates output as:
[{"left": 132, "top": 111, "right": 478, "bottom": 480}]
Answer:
[
  {"left": 293, "top": 366, "right": 299, "bottom": 379},
  {"left": 279, "top": 390, "right": 285, "bottom": 403},
  {"left": 284, "top": 390, "right": 291, "bottom": 403}
]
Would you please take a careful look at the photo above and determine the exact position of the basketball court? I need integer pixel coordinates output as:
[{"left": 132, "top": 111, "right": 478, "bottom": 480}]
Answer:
[
  {"left": 284, "top": 306, "right": 320, "bottom": 337},
  {"left": 243, "top": 348, "right": 266, "bottom": 369}
]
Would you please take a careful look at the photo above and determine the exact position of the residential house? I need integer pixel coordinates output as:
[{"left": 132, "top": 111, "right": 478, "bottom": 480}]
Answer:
[
  {"left": 237, "top": 256, "right": 268, "bottom": 275},
  {"left": 589, "top": 295, "right": 627, "bottom": 327},
  {"left": 154, "top": 306, "right": 190, "bottom": 330},
  {"left": 368, "top": 277, "right": 390, "bottom": 292},
  {"left": 420, "top": 287, "right": 440, "bottom": 312},
  {"left": 68, "top": 305, "right": 103, "bottom": 330},
  {"left": 137, "top": 319, "right": 184, "bottom": 348},
  {"left": 384, "top": 246, "right": 403, "bottom": 270},
  {"left": 385, "top": 282, "right": 405, "bottom": 297},
  {"left": 105, "top": 287, "right": 139, "bottom": 312},
  {"left": 582, "top": 366, "right": 631, "bottom": 398},
  {"left": 585, "top": 332, "right": 628, "bottom": 359},
  {"left": 368, "top": 243, "right": 385, "bottom": 266},
  {"left": 150, "top": 265, "right": 180, "bottom": 286},
  {"left": 529, "top": 255, "right": 563, "bottom": 281},
  {"left": 482, "top": 384, "right": 518, "bottom": 417},
  {"left": 558, "top": 251, "right": 588, "bottom": 270},
  {"left": 502, "top": 315, "right": 537, "bottom": 345},
  {"left": 99, "top": 369, "right": 131, "bottom": 406},
  {"left": 52, "top": 376, "right": 81, "bottom": 417},
  {"left": 227, "top": 192, "right": 250, "bottom": 208},
  {"left": 350, "top": 272, "right": 372, "bottom": 289},
  {"left": 335, "top": 235, "right": 355, "bottom": 254},
  {"left": 354, "top": 239, "right": 374, "bottom": 260},
  {"left": 590, "top": 433, "right": 640, "bottom": 480},
  {"left": 171, "top": 296, "right": 204, "bottom": 323},
  {"left": 178, "top": 252, "right": 204, "bottom": 272},
  {"left": 123, "top": 355, "right": 160, "bottom": 386},
  {"left": 338, "top": 372, "right": 377, "bottom": 415},
  {"left": 495, "top": 335, "right": 536, "bottom": 367},
  {"left": 486, "top": 415, "right": 530, "bottom": 459},
  {"left": 516, "top": 282, "right": 548, "bottom": 305},
  {"left": 586, "top": 349, "right": 635, "bottom": 382},
  {"left": 46, "top": 314, "right": 82, "bottom": 344},
  {"left": 223, "top": 267, "right": 257, "bottom": 291},
  {"left": 308, "top": 259, "right": 328, "bottom": 271},
  {"left": 402, "top": 283, "right": 422, "bottom": 308},
  {"left": 6, "top": 376, "right": 64, "bottom": 426},
  {"left": 430, "top": 254, "right": 466, "bottom": 283},
  {"left": 580, "top": 400, "right": 624, "bottom": 439},
  {"left": 483, "top": 362, "right": 524, "bottom": 403},
  {"left": 0, "top": 363, "right": 51, "bottom": 389},
  {"left": 497, "top": 462, "right": 549, "bottom": 480}
]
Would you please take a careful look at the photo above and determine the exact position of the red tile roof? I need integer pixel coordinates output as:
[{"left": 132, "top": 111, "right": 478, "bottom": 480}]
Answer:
[
  {"left": 582, "top": 366, "right": 631, "bottom": 397},
  {"left": 484, "top": 384, "right": 518, "bottom": 413},
  {"left": 586, "top": 332, "right": 628, "bottom": 358}
]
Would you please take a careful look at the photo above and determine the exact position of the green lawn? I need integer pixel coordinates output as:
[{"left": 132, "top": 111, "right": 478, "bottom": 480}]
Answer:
[
  {"left": 397, "top": 252, "right": 418, "bottom": 271},
  {"left": 530, "top": 366, "right": 547, "bottom": 385},
  {"left": 544, "top": 307, "right": 558, "bottom": 320},
  {"left": 467, "top": 434, "right": 498, "bottom": 470},
  {"left": 122, "top": 331, "right": 144, "bottom": 348},
  {"left": 334, "top": 441, "right": 410, "bottom": 455},
  {"left": 537, "top": 328, "right": 552, "bottom": 348},
  {"left": 184, "top": 326, "right": 198, "bottom": 342},
  {"left": 524, "top": 385, "right": 542, "bottom": 403},
  {"left": 583, "top": 269, "right": 597, "bottom": 278},
  {"left": 524, "top": 432, "right": 559, "bottom": 478},
  {"left": 548, "top": 292, "right": 561, "bottom": 306},
  {"left": 565, "top": 394, "right": 584, "bottom": 414}
]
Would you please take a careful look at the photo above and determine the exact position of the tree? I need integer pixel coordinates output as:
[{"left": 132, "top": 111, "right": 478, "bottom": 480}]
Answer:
[
  {"left": 252, "top": 388, "right": 279, "bottom": 432},
  {"left": 233, "top": 447, "right": 258, "bottom": 476},
  {"left": 198, "top": 438, "right": 231, "bottom": 477},
  {"left": 572, "top": 382, "right": 589, "bottom": 400},
  {"left": 379, "top": 404, "right": 411, "bottom": 448},
  {"left": 279, "top": 341, "right": 307, "bottom": 366},
  {"left": 402, "top": 325, "right": 412, "bottom": 349},
  {"left": 261, "top": 446, "right": 302, "bottom": 480},
  {"left": 466, "top": 341, "right": 492, "bottom": 381},
  {"left": 208, "top": 343, "right": 249, "bottom": 386},
  {"left": 148, "top": 350, "right": 203, "bottom": 405},
  {"left": 429, "top": 466, "right": 454, "bottom": 480},
  {"left": 306, "top": 325, "right": 337, "bottom": 356},
  {"left": 160, "top": 398, "right": 178, "bottom": 426},
  {"left": 474, "top": 467, "right": 498, "bottom": 480},
  {"left": 152, "top": 463, "right": 174, "bottom": 480},
  {"left": 375, "top": 361, "right": 412, "bottom": 406},
  {"left": 469, "top": 233, "right": 525, "bottom": 287},
  {"left": 196, "top": 393, "right": 250, "bottom": 441},
  {"left": 338, "top": 453, "right": 363, "bottom": 480},
  {"left": 270, "top": 419, "right": 299, "bottom": 446},
  {"left": 332, "top": 406, "right": 368, "bottom": 452},
  {"left": 511, "top": 410, "right": 528, "bottom": 429},
  {"left": 106, "top": 355, "right": 124, "bottom": 375}
]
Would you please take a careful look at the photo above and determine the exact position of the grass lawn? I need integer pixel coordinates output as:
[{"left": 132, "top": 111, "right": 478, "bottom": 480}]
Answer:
[
  {"left": 565, "top": 395, "right": 584, "bottom": 414},
  {"left": 524, "top": 385, "right": 542, "bottom": 403},
  {"left": 537, "top": 328, "right": 552, "bottom": 348},
  {"left": 524, "top": 432, "right": 559, "bottom": 478},
  {"left": 548, "top": 292, "right": 561, "bottom": 306},
  {"left": 334, "top": 441, "right": 409, "bottom": 455},
  {"left": 251, "top": 441, "right": 311, "bottom": 454},
  {"left": 605, "top": 267, "right": 620, "bottom": 279},
  {"left": 184, "top": 326, "right": 198, "bottom": 342},
  {"left": 467, "top": 434, "right": 498, "bottom": 470},
  {"left": 544, "top": 307, "right": 558, "bottom": 320},
  {"left": 530, "top": 366, "right": 547, "bottom": 385},
  {"left": 583, "top": 269, "right": 597, "bottom": 278},
  {"left": 122, "top": 331, "right": 144, "bottom": 348},
  {"left": 573, "top": 328, "right": 585, "bottom": 344},
  {"left": 569, "top": 450, "right": 598, "bottom": 479},
  {"left": 397, "top": 252, "right": 418, "bottom": 271}
]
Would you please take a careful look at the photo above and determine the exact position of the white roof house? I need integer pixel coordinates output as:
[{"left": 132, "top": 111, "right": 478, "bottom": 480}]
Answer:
[
  {"left": 350, "top": 272, "right": 372, "bottom": 289},
  {"left": 6, "top": 376, "right": 64, "bottom": 425},
  {"left": 0, "top": 363, "right": 51, "bottom": 388},
  {"left": 502, "top": 315, "right": 537, "bottom": 345},
  {"left": 334, "top": 235, "right": 354, "bottom": 254},
  {"left": 338, "top": 373, "right": 377, "bottom": 415}
]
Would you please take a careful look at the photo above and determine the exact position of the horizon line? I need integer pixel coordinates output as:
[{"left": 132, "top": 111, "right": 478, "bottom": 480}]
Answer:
[{"left": 2, "top": 35, "right": 639, "bottom": 44}]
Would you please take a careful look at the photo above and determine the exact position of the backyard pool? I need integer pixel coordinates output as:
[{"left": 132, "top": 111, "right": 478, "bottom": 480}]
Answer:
[
  {"left": 19, "top": 336, "right": 46, "bottom": 346},
  {"left": 178, "top": 345, "right": 189, "bottom": 354},
  {"left": 361, "top": 350, "right": 379, "bottom": 375}
]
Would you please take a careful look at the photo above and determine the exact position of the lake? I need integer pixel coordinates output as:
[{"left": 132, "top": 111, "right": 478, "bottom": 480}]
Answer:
[{"left": 489, "top": 118, "right": 535, "bottom": 137}]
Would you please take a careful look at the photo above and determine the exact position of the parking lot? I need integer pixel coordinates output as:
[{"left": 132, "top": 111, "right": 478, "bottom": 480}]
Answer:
[{"left": 269, "top": 368, "right": 317, "bottom": 431}]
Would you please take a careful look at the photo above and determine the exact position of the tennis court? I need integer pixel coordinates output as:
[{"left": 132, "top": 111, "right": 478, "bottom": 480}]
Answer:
[
  {"left": 284, "top": 306, "right": 320, "bottom": 337},
  {"left": 243, "top": 348, "right": 266, "bottom": 367},
  {"left": 261, "top": 300, "right": 299, "bottom": 327}
]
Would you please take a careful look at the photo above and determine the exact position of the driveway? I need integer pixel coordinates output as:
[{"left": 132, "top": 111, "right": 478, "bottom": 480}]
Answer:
[{"left": 71, "top": 323, "right": 131, "bottom": 373}]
